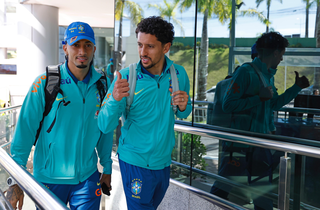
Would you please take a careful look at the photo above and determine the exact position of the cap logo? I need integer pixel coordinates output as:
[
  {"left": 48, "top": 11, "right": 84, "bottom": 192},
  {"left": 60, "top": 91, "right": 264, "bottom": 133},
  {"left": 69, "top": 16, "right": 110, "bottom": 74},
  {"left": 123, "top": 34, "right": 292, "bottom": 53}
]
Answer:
[
  {"left": 70, "top": 36, "right": 77, "bottom": 43},
  {"left": 78, "top": 25, "right": 84, "bottom": 32}
]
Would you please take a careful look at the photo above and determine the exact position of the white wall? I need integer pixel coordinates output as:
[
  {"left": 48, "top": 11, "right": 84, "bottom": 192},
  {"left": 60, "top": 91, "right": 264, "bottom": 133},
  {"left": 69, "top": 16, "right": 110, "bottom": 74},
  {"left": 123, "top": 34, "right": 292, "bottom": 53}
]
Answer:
[{"left": 0, "top": 4, "right": 59, "bottom": 105}]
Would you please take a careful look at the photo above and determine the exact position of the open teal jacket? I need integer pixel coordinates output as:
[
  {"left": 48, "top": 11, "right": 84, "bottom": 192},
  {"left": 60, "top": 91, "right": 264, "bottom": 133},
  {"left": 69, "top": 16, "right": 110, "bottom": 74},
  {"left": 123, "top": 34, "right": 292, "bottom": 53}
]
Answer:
[
  {"left": 11, "top": 62, "right": 113, "bottom": 184},
  {"left": 98, "top": 56, "right": 192, "bottom": 170},
  {"left": 223, "top": 57, "right": 301, "bottom": 134}
]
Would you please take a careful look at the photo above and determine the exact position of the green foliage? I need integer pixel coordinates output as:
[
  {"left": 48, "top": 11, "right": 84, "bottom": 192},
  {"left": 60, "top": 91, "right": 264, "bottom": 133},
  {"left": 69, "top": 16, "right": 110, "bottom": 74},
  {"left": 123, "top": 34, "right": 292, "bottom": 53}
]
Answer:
[
  {"left": 171, "top": 42, "right": 185, "bottom": 52},
  {"left": 171, "top": 133, "right": 207, "bottom": 179},
  {"left": 148, "top": 0, "right": 185, "bottom": 36},
  {"left": 170, "top": 47, "right": 229, "bottom": 97},
  {"left": 170, "top": 48, "right": 314, "bottom": 96},
  {"left": 289, "top": 43, "right": 303, "bottom": 48},
  {"left": 209, "top": 43, "right": 228, "bottom": 49}
]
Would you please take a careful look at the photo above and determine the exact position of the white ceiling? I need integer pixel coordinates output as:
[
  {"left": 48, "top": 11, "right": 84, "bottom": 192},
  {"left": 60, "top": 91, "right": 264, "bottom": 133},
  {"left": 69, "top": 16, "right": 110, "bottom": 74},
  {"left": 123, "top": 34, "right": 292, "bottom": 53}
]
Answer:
[{"left": 21, "top": 0, "right": 114, "bottom": 28}]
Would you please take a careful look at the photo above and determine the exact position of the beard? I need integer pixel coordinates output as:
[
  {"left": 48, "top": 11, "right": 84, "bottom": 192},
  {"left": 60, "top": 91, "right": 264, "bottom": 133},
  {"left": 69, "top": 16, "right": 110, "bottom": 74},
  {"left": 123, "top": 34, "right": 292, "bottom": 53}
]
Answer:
[
  {"left": 76, "top": 64, "right": 88, "bottom": 69},
  {"left": 141, "top": 56, "right": 161, "bottom": 70}
]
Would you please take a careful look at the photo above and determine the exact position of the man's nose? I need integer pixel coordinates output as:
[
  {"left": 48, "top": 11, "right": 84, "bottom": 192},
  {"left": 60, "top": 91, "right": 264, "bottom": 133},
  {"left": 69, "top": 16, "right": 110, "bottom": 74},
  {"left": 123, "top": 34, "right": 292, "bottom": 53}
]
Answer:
[
  {"left": 79, "top": 45, "right": 86, "bottom": 55},
  {"left": 140, "top": 46, "right": 147, "bottom": 56}
]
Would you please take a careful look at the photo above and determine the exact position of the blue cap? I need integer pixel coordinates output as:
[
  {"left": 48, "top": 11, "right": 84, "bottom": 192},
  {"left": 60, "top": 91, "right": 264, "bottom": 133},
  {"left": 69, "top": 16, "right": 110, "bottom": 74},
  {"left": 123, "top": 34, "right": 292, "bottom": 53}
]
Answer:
[
  {"left": 251, "top": 43, "right": 258, "bottom": 55},
  {"left": 63, "top": 22, "right": 95, "bottom": 46},
  {"left": 110, "top": 58, "right": 113, "bottom": 62}
]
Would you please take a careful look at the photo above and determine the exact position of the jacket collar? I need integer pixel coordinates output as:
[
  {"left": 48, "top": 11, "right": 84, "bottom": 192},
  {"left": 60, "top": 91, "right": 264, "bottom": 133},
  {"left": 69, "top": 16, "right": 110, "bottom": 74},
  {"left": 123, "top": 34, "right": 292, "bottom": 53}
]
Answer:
[{"left": 62, "top": 62, "right": 101, "bottom": 87}]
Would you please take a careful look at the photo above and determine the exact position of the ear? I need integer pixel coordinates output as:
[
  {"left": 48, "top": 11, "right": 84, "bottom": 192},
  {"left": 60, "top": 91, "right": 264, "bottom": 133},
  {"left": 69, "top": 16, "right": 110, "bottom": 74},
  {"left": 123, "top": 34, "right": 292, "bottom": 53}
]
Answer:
[
  {"left": 273, "top": 49, "right": 280, "bottom": 58},
  {"left": 163, "top": 42, "right": 171, "bottom": 54},
  {"left": 63, "top": 44, "right": 68, "bottom": 55},
  {"left": 94, "top": 46, "right": 96, "bottom": 53}
]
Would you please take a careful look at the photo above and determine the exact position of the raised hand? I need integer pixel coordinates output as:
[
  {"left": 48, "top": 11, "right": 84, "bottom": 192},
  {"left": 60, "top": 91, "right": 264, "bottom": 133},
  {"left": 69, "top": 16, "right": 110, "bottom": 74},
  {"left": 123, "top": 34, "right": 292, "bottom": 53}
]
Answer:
[
  {"left": 112, "top": 71, "right": 130, "bottom": 101},
  {"left": 169, "top": 89, "right": 189, "bottom": 112},
  {"left": 259, "top": 86, "right": 274, "bottom": 102},
  {"left": 295, "top": 71, "right": 310, "bottom": 89}
]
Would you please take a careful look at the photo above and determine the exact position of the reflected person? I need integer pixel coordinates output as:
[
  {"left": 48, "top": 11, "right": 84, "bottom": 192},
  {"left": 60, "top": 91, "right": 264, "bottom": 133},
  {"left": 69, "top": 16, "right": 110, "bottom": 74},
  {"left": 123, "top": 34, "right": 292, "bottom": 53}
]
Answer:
[{"left": 211, "top": 32, "right": 309, "bottom": 210}]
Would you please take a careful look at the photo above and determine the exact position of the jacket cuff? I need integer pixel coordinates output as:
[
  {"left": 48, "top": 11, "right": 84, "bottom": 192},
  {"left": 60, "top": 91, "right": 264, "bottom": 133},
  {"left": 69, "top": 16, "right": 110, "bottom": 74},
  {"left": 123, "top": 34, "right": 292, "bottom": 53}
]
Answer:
[{"left": 102, "top": 161, "right": 112, "bottom": 174}]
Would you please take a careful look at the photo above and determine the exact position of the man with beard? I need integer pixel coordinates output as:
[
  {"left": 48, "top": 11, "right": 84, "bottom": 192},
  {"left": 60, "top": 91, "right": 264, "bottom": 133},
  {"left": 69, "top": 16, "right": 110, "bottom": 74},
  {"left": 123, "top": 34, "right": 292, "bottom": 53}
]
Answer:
[
  {"left": 8, "top": 22, "right": 113, "bottom": 210},
  {"left": 98, "top": 16, "right": 192, "bottom": 210}
]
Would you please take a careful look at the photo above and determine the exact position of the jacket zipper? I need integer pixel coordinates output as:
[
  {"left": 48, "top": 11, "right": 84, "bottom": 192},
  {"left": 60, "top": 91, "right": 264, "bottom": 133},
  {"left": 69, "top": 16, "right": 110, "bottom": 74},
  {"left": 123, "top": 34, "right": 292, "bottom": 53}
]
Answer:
[{"left": 146, "top": 74, "right": 164, "bottom": 167}]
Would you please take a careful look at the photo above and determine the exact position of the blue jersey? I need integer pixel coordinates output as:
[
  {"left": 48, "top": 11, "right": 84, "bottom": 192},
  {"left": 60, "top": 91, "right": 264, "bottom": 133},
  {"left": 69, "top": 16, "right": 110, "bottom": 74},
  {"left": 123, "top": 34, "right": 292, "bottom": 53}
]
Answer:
[
  {"left": 98, "top": 56, "right": 192, "bottom": 170},
  {"left": 11, "top": 62, "right": 113, "bottom": 184}
]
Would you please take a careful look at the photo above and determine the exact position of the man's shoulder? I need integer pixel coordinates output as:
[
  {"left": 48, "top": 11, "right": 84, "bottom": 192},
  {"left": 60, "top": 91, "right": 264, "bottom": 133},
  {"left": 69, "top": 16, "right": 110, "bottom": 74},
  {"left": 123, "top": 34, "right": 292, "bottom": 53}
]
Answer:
[{"left": 119, "top": 66, "right": 131, "bottom": 76}]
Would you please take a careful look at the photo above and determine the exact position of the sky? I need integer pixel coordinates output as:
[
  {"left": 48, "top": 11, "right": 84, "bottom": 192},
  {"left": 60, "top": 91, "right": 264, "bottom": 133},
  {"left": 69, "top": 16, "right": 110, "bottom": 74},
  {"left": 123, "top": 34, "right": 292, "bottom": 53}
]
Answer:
[{"left": 115, "top": 0, "right": 318, "bottom": 38}]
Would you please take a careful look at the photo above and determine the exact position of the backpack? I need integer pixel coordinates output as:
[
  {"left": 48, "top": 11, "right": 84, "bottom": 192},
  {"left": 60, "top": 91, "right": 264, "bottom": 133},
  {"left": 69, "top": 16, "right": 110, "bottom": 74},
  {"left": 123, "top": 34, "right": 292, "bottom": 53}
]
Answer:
[
  {"left": 34, "top": 63, "right": 108, "bottom": 146},
  {"left": 207, "top": 62, "right": 267, "bottom": 129},
  {"left": 121, "top": 63, "right": 179, "bottom": 122}
]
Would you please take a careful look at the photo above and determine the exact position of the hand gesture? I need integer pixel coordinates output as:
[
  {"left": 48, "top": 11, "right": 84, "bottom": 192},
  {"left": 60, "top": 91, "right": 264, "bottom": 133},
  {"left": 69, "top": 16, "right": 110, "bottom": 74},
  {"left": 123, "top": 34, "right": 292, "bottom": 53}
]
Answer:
[
  {"left": 113, "top": 71, "right": 129, "bottom": 101},
  {"left": 6, "top": 185, "right": 24, "bottom": 210},
  {"left": 100, "top": 174, "right": 112, "bottom": 196},
  {"left": 295, "top": 71, "right": 310, "bottom": 89},
  {"left": 259, "top": 86, "right": 274, "bottom": 102},
  {"left": 169, "top": 89, "right": 189, "bottom": 112}
]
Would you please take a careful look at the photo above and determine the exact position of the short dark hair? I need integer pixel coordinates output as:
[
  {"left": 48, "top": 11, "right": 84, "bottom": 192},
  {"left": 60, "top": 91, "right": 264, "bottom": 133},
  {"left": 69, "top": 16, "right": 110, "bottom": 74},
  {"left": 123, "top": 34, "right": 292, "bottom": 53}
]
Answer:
[
  {"left": 135, "top": 16, "right": 175, "bottom": 45},
  {"left": 256, "top": 32, "right": 289, "bottom": 57}
]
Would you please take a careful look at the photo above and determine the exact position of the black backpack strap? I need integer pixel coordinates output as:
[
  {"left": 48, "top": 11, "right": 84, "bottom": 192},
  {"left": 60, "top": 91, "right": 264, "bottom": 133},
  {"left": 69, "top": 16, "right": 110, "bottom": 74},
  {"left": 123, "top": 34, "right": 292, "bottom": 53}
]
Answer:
[
  {"left": 34, "top": 64, "right": 62, "bottom": 146},
  {"left": 96, "top": 69, "right": 108, "bottom": 107}
]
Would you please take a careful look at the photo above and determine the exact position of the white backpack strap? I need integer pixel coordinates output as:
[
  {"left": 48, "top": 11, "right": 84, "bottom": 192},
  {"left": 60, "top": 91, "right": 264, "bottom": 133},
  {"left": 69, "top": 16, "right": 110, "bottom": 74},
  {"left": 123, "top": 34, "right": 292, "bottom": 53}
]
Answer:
[
  {"left": 245, "top": 62, "right": 267, "bottom": 88},
  {"left": 126, "top": 63, "right": 137, "bottom": 115},
  {"left": 170, "top": 64, "right": 179, "bottom": 113}
]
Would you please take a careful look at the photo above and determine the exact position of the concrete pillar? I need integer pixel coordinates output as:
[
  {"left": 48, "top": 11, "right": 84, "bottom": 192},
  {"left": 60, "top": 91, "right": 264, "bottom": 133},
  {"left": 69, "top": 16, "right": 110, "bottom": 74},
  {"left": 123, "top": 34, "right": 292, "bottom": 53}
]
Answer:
[
  {"left": 125, "top": 20, "right": 139, "bottom": 68},
  {"left": 0, "top": 48, "right": 5, "bottom": 59},
  {"left": 17, "top": 4, "right": 59, "bottom": 87},
  {"left": 0, "top": 0, "right": 4, "bottom": 25},
  {"left": 95, "top": 36, "right": 106, "bottom": 68}
]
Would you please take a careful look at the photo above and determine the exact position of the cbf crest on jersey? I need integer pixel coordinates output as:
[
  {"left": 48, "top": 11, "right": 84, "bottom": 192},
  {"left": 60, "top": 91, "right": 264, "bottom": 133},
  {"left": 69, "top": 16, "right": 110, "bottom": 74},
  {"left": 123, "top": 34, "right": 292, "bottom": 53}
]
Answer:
[{"left": 131, "top": 178, "right": 142, "bottom": 197}]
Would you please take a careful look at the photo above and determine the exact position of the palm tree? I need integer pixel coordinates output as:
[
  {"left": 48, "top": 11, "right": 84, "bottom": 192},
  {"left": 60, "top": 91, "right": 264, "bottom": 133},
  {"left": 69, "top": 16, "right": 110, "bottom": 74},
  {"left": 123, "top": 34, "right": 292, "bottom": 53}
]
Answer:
[
  {"left": 180, "top": 0, "right": 219, "bottom": 101},
  {"left": 115, "top": 0, "right": 143, "bottom": 71},
  {"left": 256, "top": 0, "right": 283, "bottom": 33},
  {"left": 303, "top": 0, "right": 313, "bottom": 38},
  {"left": 180, "top": 0, "right": 269, "bottom": 101},
  {"left": 148, "top": 0, "right": 185, "bottom": 36}
]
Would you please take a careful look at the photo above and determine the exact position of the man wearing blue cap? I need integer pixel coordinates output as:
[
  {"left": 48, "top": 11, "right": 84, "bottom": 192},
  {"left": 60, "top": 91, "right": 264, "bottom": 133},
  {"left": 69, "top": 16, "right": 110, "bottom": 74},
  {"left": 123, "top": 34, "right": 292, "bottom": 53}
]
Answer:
[{"left": 7, "top": 22, "right": 113, "bottom": 210}]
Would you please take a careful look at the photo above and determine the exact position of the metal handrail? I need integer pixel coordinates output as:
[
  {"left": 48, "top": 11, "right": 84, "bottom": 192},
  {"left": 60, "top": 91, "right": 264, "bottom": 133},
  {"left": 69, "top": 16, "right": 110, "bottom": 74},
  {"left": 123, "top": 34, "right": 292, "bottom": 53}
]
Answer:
[
  {"left": 0, "top": 148, "right": 68, "bottom": 210},
  {"left": 174, "top": 124, "right": 320, "bottom": 159},
  {"left": 279, "top": 107, "right": 320, "bottom": 115},
  {"left": 0, "top": 105, "right": 22, "bottom": 113}
]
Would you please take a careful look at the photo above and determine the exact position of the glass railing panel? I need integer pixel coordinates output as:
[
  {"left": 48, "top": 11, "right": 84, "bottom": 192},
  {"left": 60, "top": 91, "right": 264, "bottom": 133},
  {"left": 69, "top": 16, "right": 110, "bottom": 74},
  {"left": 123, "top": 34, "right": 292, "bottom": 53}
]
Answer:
[
  {"left": 170, "top": 131, "right": 193, "bottom": 185},
  {"left": 173, "top": 122, "right": 320, "bottom": 210},
  {"left": 188, "top": 135, "right": 281, "bottom": 209},
  {"left": 0, "top": 106, "right": 20, "bottom": 146},
  {"left": 291, "top": 154, "right": 320, "bottom": 209}
]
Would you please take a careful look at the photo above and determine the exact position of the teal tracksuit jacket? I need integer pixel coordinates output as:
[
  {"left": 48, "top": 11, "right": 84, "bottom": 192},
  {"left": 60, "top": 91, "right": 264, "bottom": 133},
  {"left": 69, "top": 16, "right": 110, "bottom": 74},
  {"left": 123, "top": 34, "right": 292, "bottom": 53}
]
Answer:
[
  {"left": 223, "top": 57, "right": 301, "bottom": 134},
  {"left": 11, "top": 62, "right": 113, "bottom": 184},
  {"left": 98, "top": 56, "right": 192, "bottom": 170}
]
